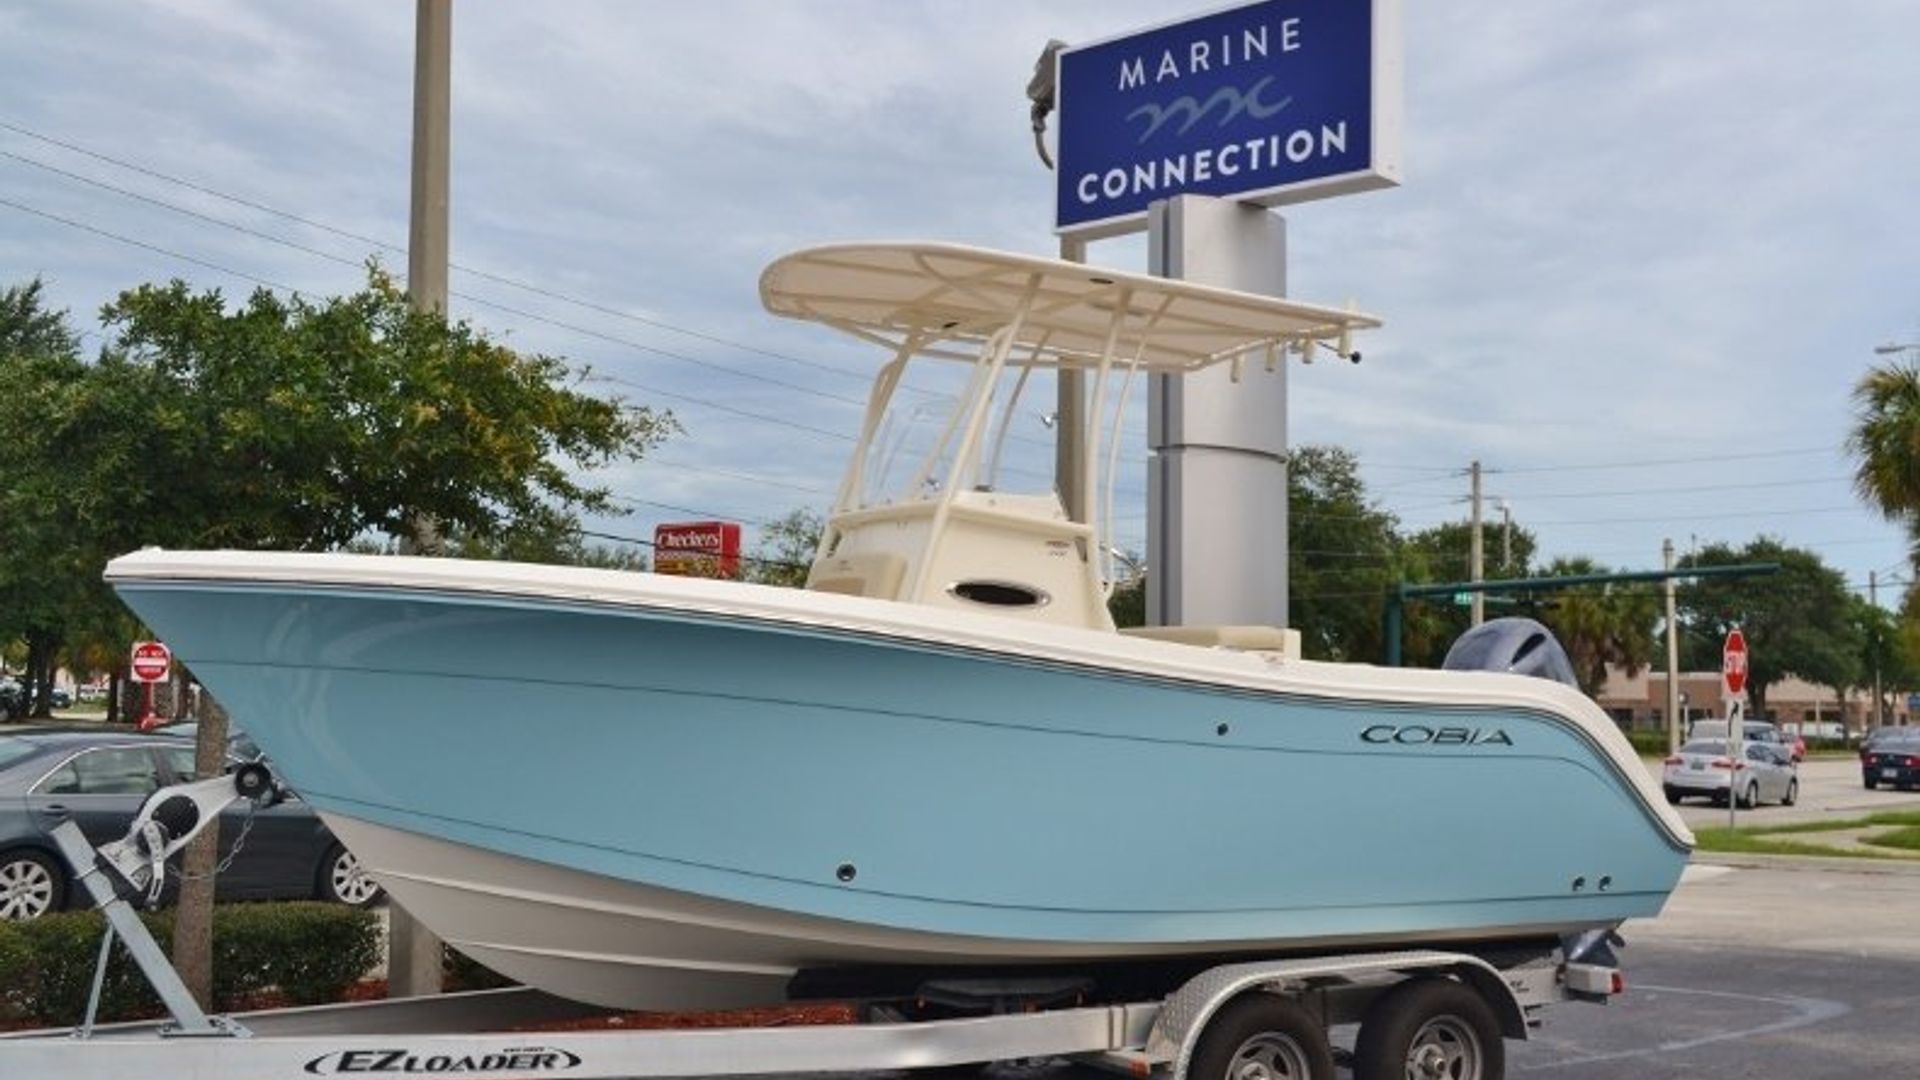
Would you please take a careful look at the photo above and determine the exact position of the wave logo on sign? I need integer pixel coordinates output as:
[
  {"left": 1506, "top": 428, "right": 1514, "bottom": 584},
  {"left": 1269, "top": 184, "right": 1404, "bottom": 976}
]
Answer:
[{"left": 1127, "top": 76, "right": 1293, "bottom": 142}]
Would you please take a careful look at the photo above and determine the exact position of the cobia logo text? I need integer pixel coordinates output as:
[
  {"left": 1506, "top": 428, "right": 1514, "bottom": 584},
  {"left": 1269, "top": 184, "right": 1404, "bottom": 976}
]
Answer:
[{"left": 1360, "top": 724, "right": 1512, "bottom": 747}]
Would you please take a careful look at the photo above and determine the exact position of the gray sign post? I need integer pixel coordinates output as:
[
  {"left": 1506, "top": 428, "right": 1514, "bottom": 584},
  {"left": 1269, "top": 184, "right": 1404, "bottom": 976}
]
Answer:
[{"left": 1146, "top": 196, "right": 1290, "bottom": 628}]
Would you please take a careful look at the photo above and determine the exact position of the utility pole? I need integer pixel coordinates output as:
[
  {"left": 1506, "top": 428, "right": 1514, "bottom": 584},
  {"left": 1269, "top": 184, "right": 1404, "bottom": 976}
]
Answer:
[
  {"left": 408, "top": 0, "right": 451, "bottom": 314},
  {"left": 1872, "top": 570, "right": 1884, "bottom": 730},
  {"left": 391, "top": 0, "right": 451, "bottom": 999},
  {"left": 1499, "top": 499, "right": 1513, "bottom": 574},
  {"left": 1469, "top": 461, "right": 1484, "bottom": 626},
  {"left": 1664, "top": 538, "right": 1680, "bottom": 754}
]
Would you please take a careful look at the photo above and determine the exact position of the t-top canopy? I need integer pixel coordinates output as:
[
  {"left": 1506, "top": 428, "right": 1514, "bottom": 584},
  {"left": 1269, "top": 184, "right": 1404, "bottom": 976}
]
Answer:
[{"left": 760, "top": 242, "right": 1381, "bottom": 372}]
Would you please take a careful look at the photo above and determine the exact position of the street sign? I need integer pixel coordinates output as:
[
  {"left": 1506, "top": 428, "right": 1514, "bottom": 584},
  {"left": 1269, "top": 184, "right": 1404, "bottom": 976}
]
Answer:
[
  {"left": 1054, "top": 0, "right": 1403, "bottom": 238},
  {"left": 1722, "top": 628, "right": 1748, "bottom": 698},
  {"left": 130, "top": 641, "right": 172, "bottom": 684},
  {"left": 1450, "top": 592, "right": 1514, "bottom": 608}
]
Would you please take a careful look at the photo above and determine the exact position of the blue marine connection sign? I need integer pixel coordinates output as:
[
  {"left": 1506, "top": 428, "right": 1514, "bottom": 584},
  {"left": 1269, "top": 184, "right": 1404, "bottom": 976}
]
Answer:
[{"left": 1055, "top": 0, "right": 1402, "bottom": 238}]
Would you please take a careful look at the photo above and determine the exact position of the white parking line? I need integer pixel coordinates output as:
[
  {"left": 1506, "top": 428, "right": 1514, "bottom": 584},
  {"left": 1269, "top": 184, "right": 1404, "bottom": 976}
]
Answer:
[{"left": 1517, "top": 984, "right": 1850, "bottom": 1071}]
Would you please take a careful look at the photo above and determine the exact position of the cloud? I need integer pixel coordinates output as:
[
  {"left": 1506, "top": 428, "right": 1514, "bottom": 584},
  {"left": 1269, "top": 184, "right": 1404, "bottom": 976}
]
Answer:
[{"left": 1, "top": 0, "right": 1915, "bottom": 592}]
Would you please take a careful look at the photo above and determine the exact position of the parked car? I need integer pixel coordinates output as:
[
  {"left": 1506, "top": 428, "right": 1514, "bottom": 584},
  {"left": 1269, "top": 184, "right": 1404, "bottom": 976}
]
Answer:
[
  {"left": 1861, "top": 727, "right": 1920, "bottom": 790},
  {"left": 0, "top": 682, "right": 72, "bottom": 716},
  {"left": 0, "top": 729, "right": 381, "bottom": 922},
  {"left": 153, "top": 720, "right": 264, "bottom": 763},
  {"left": 1783, "top": 720, "right": 1848, "bottom": 742},
  {"left": 1687, "top": 719, "right": 1798, "bottom": 761},
  {"left": 1663, "top": 738, "right": 1799, "bottom": 807},
  {"left": 1861, "top": 725, "right": 1918, "bottom": 753}
]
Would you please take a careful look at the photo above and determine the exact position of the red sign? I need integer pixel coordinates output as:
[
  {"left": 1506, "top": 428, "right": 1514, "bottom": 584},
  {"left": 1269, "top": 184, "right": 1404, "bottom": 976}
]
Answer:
[
  {"left": 1722, "top": 628, "right": 1749, "bottom": 697},
  {"left": 130, "top": 641, "right": 172, "bottom": 684},
  {"left": 653, "top": 521, "right": 743, "bottom": 578}
]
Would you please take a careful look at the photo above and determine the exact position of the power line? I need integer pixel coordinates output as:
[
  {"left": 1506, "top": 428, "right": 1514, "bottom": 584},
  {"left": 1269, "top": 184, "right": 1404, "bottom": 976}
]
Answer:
[
  {"left": 0, "top": 196, "right": 294, "bottom": 292},
  {"left": 1488, "top": 444, "right": 1837, "bottom": 475},
  {"left": 1, "top": 122, "right": 1053, "bottom": 455},
  {"left": 1498, "top": 474, "right": 1854, "bottom": 502},
  {"left": 0, "top": 117, "right": 877, "bottom": 388},
  {"left": 0, "top": 148, "right": 881, "bottom": 411}
]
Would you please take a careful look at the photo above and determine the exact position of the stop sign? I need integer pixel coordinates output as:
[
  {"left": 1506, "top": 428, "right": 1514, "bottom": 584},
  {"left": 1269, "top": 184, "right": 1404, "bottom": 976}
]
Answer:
[
  {"left": 130, "top": 641, "right": 172, "bottom": 684},
  {"left": 1722, "top": 628, "right": 1748, "bottom": 697}
]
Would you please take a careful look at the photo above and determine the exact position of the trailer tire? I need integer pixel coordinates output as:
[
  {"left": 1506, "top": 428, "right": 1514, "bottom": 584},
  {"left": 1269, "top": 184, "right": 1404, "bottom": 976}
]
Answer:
[
  {"left": 1353, "top": 977, "right": 1503, "bottom": 1080},
  {"left": 1187, "top": 993, "right": 1333, "bottom": 1080}
]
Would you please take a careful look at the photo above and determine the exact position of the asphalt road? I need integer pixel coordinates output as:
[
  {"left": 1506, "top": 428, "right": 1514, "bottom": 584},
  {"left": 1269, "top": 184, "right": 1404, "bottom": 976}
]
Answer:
[
  {"left": 1501, "top": 858, "right": 1920, "bottom": 1076},
  {"left": 915, "top": 859, "right": 1920, "bottom": 1080}
]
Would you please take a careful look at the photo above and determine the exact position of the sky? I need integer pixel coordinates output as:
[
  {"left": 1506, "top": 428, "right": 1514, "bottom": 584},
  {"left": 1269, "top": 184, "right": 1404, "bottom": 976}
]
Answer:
[{"left": 3, "top": 1, "right": 1918, "bottom": 609}]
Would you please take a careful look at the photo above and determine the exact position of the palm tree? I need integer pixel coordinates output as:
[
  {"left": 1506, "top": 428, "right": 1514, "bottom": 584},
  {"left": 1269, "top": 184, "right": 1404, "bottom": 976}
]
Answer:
[
  {"left": 1536, "top": 557, "right": 1660, "bottom": 697},
  {"left": 1849, "top": 360, "right": 1920, "bottom": 533}
]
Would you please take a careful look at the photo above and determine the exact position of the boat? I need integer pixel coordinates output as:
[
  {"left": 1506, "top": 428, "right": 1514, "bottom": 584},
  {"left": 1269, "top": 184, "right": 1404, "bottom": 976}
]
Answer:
[{"left": 105, "top": 243, "right": 1693, "bottom": 1011}]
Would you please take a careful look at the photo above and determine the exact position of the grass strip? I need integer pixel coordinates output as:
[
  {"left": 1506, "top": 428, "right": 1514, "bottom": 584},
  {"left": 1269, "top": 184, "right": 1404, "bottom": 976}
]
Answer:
[
  {"left": 1691, "top": 829, "right": 1907, "bottom": 859},
  {"left": 1861, "top": 827, "right": 1920, "bottom": 852},
  {"left": 1699, "top": 809, "right": 1920, "bottom": 837}
]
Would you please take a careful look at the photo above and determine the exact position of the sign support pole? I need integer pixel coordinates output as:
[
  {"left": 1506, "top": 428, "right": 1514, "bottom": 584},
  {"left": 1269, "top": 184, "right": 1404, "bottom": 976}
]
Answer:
[
  {"left": 1146, "top": 196, "right": 1289, "bottom": 628},
  {"left": 1726, "top": 696, "right": 1741, "bottom": 830},
  {"left": 1056, "top": 235, "right": 1089, "bottom": 525},
  {"left": 1723, "top": 627, "right": 1749, "bottom": 830}
]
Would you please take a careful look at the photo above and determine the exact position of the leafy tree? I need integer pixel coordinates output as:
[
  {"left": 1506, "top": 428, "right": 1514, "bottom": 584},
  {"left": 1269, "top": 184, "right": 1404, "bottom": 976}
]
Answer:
[
  {"left": 1286, "top": 446, "right": 1404, "bottom": 661},
  {"left": 1856, "top": 593, "right": 1917, "bottom": 730},
  {"left": 745, "top": 508, "right": 825, "bottom": 587},
  {"left": 1532, "top": 556, "right": 1660, "bottom": 697},
  {"left": 90, "top": 270, "right": 674, "bottom": 550},
  {"left": 0, "top": 280, "right": 87, "bottom": 717},
  {"left": 0, "top": 270, "right": 674, "bottom": 1002},
  {"left": 1677, "top": 538, "right": 1854, "bottom": 720},
  {"left": 1108, "top": 550, "right": 1146, "bottom": 628},
  {"left": 1394, "top": 518, "right": 1541, "bottom": 668}
]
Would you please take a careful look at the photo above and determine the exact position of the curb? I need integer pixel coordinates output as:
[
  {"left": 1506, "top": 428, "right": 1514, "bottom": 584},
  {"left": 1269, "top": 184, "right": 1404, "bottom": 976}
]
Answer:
[{"left": 1691, "top": 851, "right": 1920, "bottom": 875}]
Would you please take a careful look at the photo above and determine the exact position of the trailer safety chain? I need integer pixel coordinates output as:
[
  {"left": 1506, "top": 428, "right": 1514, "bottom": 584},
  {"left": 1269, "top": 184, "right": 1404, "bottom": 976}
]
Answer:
[{"left": 172, "top": 796, "right": 259, "bottom": 883}]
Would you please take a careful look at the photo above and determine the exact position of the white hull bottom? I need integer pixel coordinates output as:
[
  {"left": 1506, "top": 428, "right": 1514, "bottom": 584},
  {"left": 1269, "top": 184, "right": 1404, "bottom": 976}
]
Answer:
[{"left": 327, "top": 815, "right": 1593, "bottom": 1012}]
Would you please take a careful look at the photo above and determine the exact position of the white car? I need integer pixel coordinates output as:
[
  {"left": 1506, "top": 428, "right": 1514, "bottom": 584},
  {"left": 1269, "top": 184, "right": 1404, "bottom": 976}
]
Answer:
[{"left": 1662, "top": 739, "right": 1798, "bottom": 807}]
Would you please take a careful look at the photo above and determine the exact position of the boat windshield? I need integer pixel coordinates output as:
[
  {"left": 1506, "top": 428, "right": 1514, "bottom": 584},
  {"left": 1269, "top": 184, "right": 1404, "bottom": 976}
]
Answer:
[{"left": 854, "top": 357, "right": 1064, "bottom": 509}]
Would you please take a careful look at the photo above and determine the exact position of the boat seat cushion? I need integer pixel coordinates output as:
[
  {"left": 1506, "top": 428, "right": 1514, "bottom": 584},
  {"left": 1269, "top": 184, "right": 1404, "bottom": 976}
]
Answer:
[{"left": 1118, "top": 624, "right": 1301, "bottom": 658}]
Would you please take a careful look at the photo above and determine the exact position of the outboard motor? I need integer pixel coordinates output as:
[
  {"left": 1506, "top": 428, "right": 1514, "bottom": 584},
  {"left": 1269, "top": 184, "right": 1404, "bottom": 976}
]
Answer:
[{"left": 1442, "top": 617, "right": 1580, "bottom": 689}]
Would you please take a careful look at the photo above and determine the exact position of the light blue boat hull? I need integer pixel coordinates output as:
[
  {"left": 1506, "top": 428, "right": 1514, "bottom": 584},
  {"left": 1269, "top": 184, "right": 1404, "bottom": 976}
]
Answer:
[{"left": 113, "top": 574, "right": 1688, "bottom": 1007}]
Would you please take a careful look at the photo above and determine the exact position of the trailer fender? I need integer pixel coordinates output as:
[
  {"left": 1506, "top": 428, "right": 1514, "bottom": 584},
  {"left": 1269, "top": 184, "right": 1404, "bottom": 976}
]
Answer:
[{"left": 1146, "top": 950, "right": 1529, "bottom": 1080}]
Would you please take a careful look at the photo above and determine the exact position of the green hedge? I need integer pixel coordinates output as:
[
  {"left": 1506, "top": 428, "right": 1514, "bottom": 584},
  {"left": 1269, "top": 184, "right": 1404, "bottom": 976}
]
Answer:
[
  {"left": 0, "top": 902, "right": 379, "bottom": 1026},
  {"left": 443, "top": 944, "right": 517, "bottom": 993},
  {"left": 1626, "top": 730, "right": 1670, "bottom": 755}
]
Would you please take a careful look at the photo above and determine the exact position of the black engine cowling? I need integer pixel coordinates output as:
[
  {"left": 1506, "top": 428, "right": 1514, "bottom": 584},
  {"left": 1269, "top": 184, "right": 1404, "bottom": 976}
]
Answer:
[{"left": 1441, "top": 617, "right": 1579, "bottom": 689}]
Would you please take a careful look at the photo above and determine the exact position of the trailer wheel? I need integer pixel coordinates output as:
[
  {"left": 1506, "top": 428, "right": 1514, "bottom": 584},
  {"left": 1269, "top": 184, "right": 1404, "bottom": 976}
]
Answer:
[
  {"left": 1188, "top": 993, "right": 1334, "bottom": 1080},
  {"left": 1353, "top": 977, "right": 1503, "bottom": 1080}
]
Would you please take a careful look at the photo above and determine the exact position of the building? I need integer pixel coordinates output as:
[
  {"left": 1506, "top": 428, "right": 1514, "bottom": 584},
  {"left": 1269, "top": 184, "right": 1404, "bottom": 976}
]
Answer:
[{"left": 1595, "top": 666, "right": 1911, "bottom": 737}]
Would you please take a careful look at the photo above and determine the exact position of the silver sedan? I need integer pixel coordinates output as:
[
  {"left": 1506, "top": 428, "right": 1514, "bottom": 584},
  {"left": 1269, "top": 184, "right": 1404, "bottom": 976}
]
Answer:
[{"left": 1662, "top": 739, "right": 1799, "bottom": 808}]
